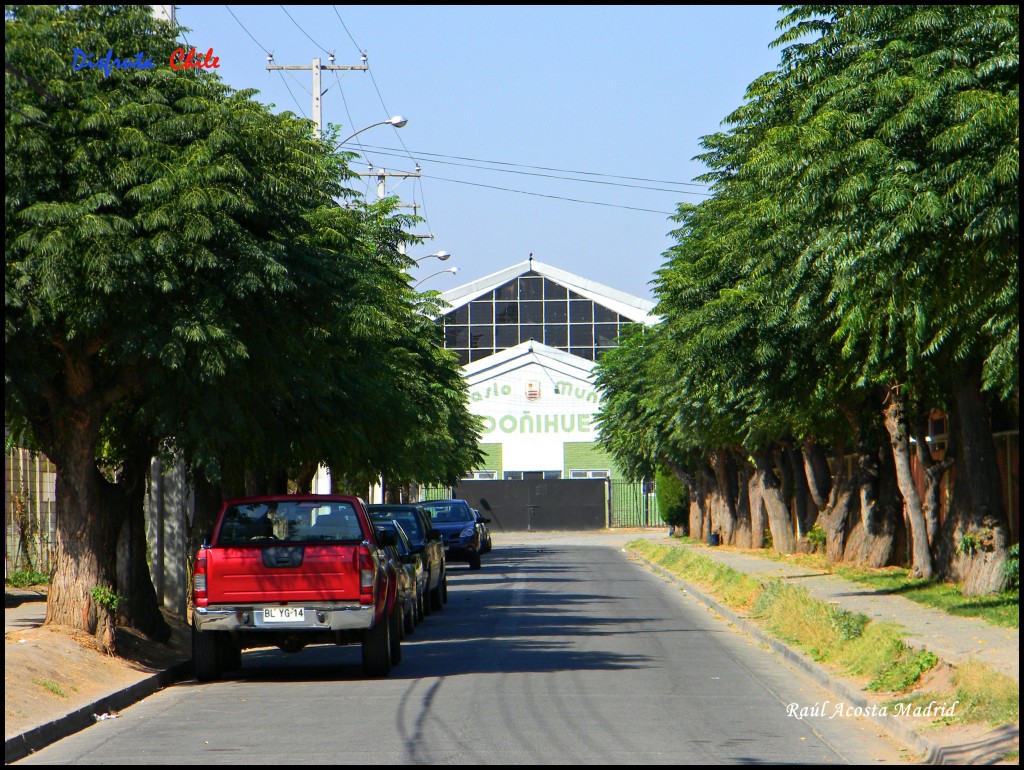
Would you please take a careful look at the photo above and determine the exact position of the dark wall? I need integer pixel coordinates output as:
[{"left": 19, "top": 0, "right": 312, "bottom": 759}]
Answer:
[{"left": 453, "top": 479, "right": 607, "bottom": 531}]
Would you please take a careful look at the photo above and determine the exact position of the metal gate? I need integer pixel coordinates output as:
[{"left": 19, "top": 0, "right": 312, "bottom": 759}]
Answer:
[{"left": 608, "top": 480, "right": 662, "bottom": 528}]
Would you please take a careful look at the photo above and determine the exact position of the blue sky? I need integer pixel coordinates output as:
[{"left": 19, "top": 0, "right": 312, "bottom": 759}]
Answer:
[{"left": 175, "top": 6, "right": 787, "bottom": 300}]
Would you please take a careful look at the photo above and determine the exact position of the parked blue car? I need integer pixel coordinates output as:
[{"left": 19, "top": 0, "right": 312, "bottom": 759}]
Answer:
[{"left": 420, "top": 499, "right": 483, "bottom": 570}]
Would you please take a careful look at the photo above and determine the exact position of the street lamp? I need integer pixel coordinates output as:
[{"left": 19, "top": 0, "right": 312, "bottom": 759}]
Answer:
[
  {"left": 416, "top": 250, "right": 451, "bottom": 263},
  {"left": 414, "top": 266, "right": 459, "bottom": 289},
  {"left": 338, "top": 115, "right": 408, "bottom": 146}
]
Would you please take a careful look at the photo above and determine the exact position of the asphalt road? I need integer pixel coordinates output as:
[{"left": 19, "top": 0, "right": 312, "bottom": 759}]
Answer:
[{"left": 15, "top": 537, "right": 908, "bottom": 764}]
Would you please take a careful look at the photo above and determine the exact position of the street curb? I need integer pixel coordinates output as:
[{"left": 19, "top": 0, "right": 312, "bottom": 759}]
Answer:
[
  {"left": 5, "top": 660, "right": 193, "bottom": 764},
  {"left": 627, "top": 548, "right": 1020, "bottom": 765}
]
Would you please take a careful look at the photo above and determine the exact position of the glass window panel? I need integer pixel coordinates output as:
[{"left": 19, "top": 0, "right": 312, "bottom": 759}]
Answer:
[
  {"left": 469, "top": 326, "right": 493, "bottom": 348},
  {"left": 519, "top": 276, "right": 542, "bottom": 300},
  {"left": 448, "top": 305, "right": 469, "bottom": 325},
  {"left": 469, "top": 300, "right": 493, "bottom": 324},
  {"left": 456, "top": 349, "right": 470, "bottom": 366},
  {"left": 570, "top": 324, "right": 593, "bottom": 346},
  {"left": 495, "top": 326, "right": 518, "bottom": 348},
  {"left": 495, "top": 301, "right": 518, "bottom": 324},
  {"left": 545, "top": 300, "right": 568, "bottom": 323},
  {"left": 570, "top": 347, "right": 594, "bottom": 360},
  {"left": 544, "top": 324, "right": 568, "bottom": 347},
  {"left": 569, "top": 300, "right": 593, "bottom": 323},
  {"left": 495, "top": 281, "right": 516, "bottom": 301},
  {"left": 468, "top": 348, "right": 490, "bottom": 363},
  {"left": 520, "top": 324, "right": 543, "bottom": 344},
  {"left": 567, "top": 290, "right": 583, "bottom": 300},
  {"left": 444, "top": 326, "right": 468, "bottom": 347},
  {"left": 520, "top": 301, "right": 543, "bottom": 324},
  {"left": 544, "top": 279, "right": 567, "bottom": 300},
  {"left": 595, "top": 323, "right": 619, "bottom": 346},
  {"left": 593, "top": 305, "right": 617, "bottom": 323}
]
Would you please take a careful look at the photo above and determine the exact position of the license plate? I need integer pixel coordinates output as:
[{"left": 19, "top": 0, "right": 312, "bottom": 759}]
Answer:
[{"left": 262, "top": 607, "right": 305, "bottom": 623}]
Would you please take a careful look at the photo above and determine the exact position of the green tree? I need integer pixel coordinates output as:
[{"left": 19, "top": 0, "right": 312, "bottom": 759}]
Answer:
[{"left": 7, "top": 6, "right": 477, "bottom": 648}]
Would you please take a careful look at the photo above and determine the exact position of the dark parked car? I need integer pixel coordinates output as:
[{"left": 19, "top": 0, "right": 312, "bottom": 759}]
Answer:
[
  {"left": 472, "top": 508, "right": 492, "bottom": 554},
  {"left": 374, "top": 520, "right": 424, "bottom": 636},
  {"left": 420, "top": 499, "right": 483, "bottom": 570},
  {"left": 368, "top": 504, "right": 448, "bottom": 612}
]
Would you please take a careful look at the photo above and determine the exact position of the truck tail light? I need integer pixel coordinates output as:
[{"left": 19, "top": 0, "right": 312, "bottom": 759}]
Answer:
[
  {"left": 358, "top": 546, "right": 375, "bottom": 606},
  {"left": 193, "top": 556, "right": 207, "bottom": 601}
]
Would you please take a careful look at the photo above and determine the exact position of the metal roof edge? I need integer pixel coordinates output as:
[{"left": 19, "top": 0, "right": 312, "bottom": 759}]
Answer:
[{"left": 439, "top": 258, "right": 657, "bottom": 324}]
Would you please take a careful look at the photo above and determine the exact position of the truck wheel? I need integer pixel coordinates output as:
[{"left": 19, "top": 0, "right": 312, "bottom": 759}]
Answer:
[
  {"left": 389, "top": 607, "right": 402, "bottom": 665},
  {"left": 404, "top": 595, "right": 416, "bottom": 636},
  {"left": 219, "top": 640, "right": 242, "bottom": 672},
  {"left": 192, "top": 624, "right": 223, "bottom": 682},
  {"left": 430, "top": 578, "right": 443, "bottom": 612},
  {"left": 415, "top": 585, "right": 425, "bottom": 622},
  {"left": 469, "top": 552, "right": 482, "bottom": 570},
  {"left": 362, "top": 612, "right": 392, "bottom": 677},
  {"left": 422, "top": 576, "right": 432, "bottom": 617},
  {"left": 442, "top": 572, "right": 448, "bottom": 603}
]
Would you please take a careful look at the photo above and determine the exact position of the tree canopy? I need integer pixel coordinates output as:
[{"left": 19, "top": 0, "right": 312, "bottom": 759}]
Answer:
[
  {"left": 5, "top": 4, "right": 481, "bottom": 648},
  {"left": 594, "top": 4, "right": 1018, "bottom": 592}
]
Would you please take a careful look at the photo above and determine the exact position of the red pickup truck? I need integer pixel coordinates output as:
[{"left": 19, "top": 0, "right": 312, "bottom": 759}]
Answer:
[{"left": 191, "top": 494, "right": 401, "bottom": 681}]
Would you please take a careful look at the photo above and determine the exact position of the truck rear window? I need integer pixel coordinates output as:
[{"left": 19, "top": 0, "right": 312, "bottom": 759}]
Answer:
[{"left": 217, "top": 501, "right": 364, "bottom": 545}]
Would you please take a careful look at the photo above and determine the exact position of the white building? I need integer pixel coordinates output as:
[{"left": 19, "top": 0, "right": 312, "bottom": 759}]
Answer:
[{"left": 436, "top": 257, "right": 657, "bottom": 481}]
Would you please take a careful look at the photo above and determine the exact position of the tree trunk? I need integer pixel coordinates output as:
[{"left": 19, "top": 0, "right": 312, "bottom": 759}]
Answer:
[
  {"left": 748, "top": 471, "right": 766, "bottom": 549},
  {"left": 753, "top": 447, "right": 796, "bottom": 553},
  {"left": 711, "top": 450, "right": 738, "bottom": 544},
  {"left": 947, "top": 368, "right": 1011, "bottom": 596},
  {"left": 687, "top": 464, "right": 713, "bottom": 541},
  {"left": 804, "top": 439, "right": 852, "bottom": 562},
  {"left": 116, "top": 444, "right": 171, "bottom": 641},
  {"left": 45, "top": 449, "right": 120, "bottom": 653},
  {"left": 783, "top": 441, "right": 814, "bottom": 540},
  {"left": 734, "top": 458, "right": 754, "bottom": 548},
  {"left": 883, "top": 386, "right": 934, "bottom": 580},
  {"left": 912, "top": 405, "right": 955, "bottom": 549},
  {"left": 846, "top": 439, "right": 900, "bottom": 567},
  {"left": 293, "top": 461, "right": 318, "bottom": 495}
]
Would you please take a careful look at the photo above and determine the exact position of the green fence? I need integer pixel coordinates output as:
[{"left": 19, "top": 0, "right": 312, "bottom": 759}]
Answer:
[{"left": 608, "top": 480, "right": 661, "bottom": 528}]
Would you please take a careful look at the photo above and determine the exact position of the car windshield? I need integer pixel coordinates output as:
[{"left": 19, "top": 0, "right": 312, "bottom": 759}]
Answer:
[
  {"left": 422, "top": 503, "right": 473, "bottom": 523},
  {"left": 370, "top": 511, "right": 425, "bottom": 543},
  {"left": 218, "top": 501, "right": 363, "bottom": 545}
]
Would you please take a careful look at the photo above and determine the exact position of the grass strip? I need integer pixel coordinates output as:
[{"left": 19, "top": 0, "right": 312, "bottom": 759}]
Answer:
[{"left": 627, "top": 539, "right": 1019, "bottom": 726}]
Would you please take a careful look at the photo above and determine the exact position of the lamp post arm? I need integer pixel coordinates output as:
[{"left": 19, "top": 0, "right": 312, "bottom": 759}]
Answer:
[
  {"left": 414, "top": 267, "right": 458, "bottom": 290},
  {"left": 338, "top": 120, "right": 387, "bottom": 147},
  {"left": 337, "top": 115, "right": 408, "bottom": 147}
]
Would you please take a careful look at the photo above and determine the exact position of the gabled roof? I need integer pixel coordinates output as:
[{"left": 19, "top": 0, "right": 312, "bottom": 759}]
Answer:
[
  {"left": 462, "top": 340, "right": 596, "bottom": 386},
  {"left": 440, "top": 257, "right": 658, "bottom": 324}
]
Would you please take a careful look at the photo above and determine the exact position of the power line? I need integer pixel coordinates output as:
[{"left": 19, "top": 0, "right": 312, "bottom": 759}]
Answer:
[
  {"left": 423, "top": 175, "right": 676, "bottom": 215},
  {"left": 332, "top": 6, "right": 364, "bottom": 57},
  {"left": 279, "top": 5, "right": 331, "bottom": 57},
  {"left": 357, "top": 144, "right": 709, "bottom": 189},
  {"left": 224, "top": 7, "right": 308, "bottom": 116},
  {"left": 352, "top": 146, "right": 711, "bottom": 196},
  {"left": 224, "top": 6, "right": 270, "bottom": 54}
]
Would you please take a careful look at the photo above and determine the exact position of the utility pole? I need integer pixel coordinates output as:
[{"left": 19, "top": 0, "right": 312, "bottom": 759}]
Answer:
[
  {"left": 349, "top": 166, "right": 422, "bottom": 201},
  {"left": 266, "top": 55, "right": 369, "bottom": 139}
]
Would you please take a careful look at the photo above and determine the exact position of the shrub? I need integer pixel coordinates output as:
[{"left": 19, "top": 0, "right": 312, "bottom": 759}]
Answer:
[
  {"left": 655, "top": 467, "right": 689, "bottom": 532},
  {"left": 1003, "top": 544, "right": 1019, "bottom": 591},
  {"left": 6, "top": 569, "right": 50, "bottom": 588}
]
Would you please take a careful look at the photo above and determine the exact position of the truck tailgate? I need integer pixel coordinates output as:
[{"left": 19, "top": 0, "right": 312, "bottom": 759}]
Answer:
[{"left": 205, "top": 545, "right": 361, "bottom": 603}]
